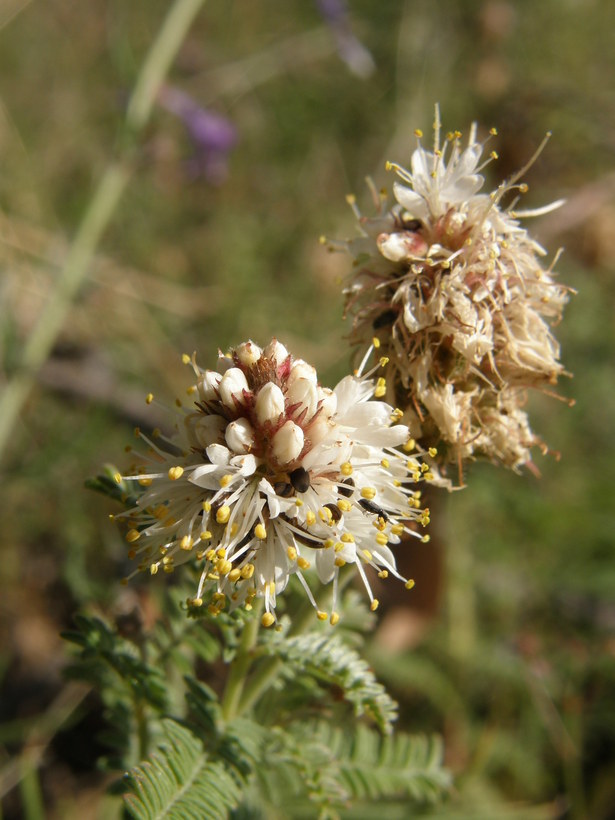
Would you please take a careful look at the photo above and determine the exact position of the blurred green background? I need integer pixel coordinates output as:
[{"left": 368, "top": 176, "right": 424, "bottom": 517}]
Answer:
[{"left": 0, "top": 0, "right": 614, "bottom": 817}]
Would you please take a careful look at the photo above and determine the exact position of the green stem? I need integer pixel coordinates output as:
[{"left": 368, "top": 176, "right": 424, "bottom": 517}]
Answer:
[
  {"left": 0, "top": 0, "right": 205, "bottom": 464},
  {"left": 237, "top": 569, "right": 357, "bottom": 717},
  {"left": 221, "top": 606, "right": 262, "bottom": 722}
]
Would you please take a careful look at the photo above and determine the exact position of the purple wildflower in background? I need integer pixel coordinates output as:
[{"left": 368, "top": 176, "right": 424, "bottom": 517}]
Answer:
[
  {"left": 158, "top": 85, "right": 238, "bottom": 184},
  {"left": 316, "top": 0, "right": 375, "bottom": 78}
]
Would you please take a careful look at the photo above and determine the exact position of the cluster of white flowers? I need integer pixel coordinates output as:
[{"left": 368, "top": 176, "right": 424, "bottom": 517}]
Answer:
[
  {"left": 115, "top": 339, "right": 431, "bottom": 625},
  {"left": 336, "top": 108, "right": 571, "bottom": 476}
]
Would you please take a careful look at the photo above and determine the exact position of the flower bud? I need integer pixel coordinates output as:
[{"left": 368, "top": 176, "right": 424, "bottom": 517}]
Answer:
[
  {"left": 317, "top": 387, "right": 337, "bottom": 419},
  {"left": 219, "top": 367, "right": 250, "bottom": 408},
  {"left": 225, "top": 417, "right": 255, "bottom": 453},
  {"left": 272, "top": 420, "right": 304, "bottom": 465},
  {"left": 263, "top": 338, "right": 289, "bottom": 366},
  {"left": 287, "top": 377, "right": 318, "bottom": 420},
  {"left": 287, "top": 359, "right": 317, "bottom": 387},
  {"left": 235, "top": 340, "right": 262, "bottom": 366},
  {"left": 198, "top": 370, "right": 221, "bottom": 401},
  {"left": 255, "top": 382, "right": 285, "bottom": 424},
  {"left": 187, "top": 414, "right": 226, "bottom": 448}
]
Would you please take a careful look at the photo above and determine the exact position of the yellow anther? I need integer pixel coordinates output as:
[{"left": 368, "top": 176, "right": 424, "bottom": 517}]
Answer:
[
  {"left": 297, "top": 556, "right": 310, "bottom": 569},
  {"left": 305, "top": 511, "right": 316, "bottom": 526},
  {"left": 146, "top": 393, "right": 154, "bottom": 404},
  {"left": 403, "top": 438, "right": 415, "bottom": 452},
  {"left": 424, "top": 472, "right": 434, "bottom": 481},
  {"left": 205, "top": 548, "right": 216, "bottom": 561},
  {"left": 422, "top": 534, "right": 431, "bottom": 543},
  {"left": 179, "top": 535, "right": 193, "bottom": 551},
  {"left": 323, "top": 538, "right": 335, "bottom": 549},
  {"left": 219, "top": 474, "right": 233, "bottom": 488},
  {"left": 405, "top": 579, "right": 416, "bottom": 590},
  {"left": 391, "top": 524, "right": 404, "bottom": 536},
  {"left": 317, "top": 611, "right": 328, "bottom": 621},
  {"left": 520, "top": 183, "right": 529, "bottom": 193},
  {"left": 261, "top": 612, "right": 275, "bottom": 628},
  {"left": 340, "top": 462, "right": 353, "bottom": 477},
  {"left": 360, "top": 487, "right": 376, "bottom": 500},
  {"left": 168, "top": 466, "right": 184, "bottom": 481},
  {"left": 370, "top": 599, "right": 379, "bottom": 612},
  {"left": 340, "top": 532, "right": 355, "bottom": 543},
  {"left": 490, "top": 127, "right": 498, "bottom": 135},
  {"left": 407, "top": 459, "right": 419, "bottom": 470},
  {"left": 375, "top": 532, "right": 388, "bottom": 546},
  {"left": 372, "top": 336, "right": 381, "bottom": 349},
  {"left": 346, "top": 193, "right": 356, "bottom": 205},
  {"left": 421, "top": 463, "right": 429, "bottom": 473},
  {"left": 295, "top": 498, "right": 304, "bottom": 507},
  {"left": 428, "top": 447, "right": 438, "bottom": 457},
  {"left": 378, "top": 570, "right": 389, "bottom": 579},
  {"left": 379, "top": 356, "right": 389, "bottom": 367},
  {"left": 113, "top": 472, "right": 122, "bottom": 484},
  {"left": 381, "top": 458, "right": 389, "bottom": 468},
  {"left": 216, "top": 558, "right": 233, "bottom": 575},
  {"left": 391, "top": 408, "right": 403, "bottom": 421},
  {"left": 363, "top": 549, "right": 373, "bottom": 561},
  {"left": 287, "top": 546, "right": 297, "bottom": 561},
  {"left": 385, "top": 160, "right": 393, "bottom": 171},
  {"left": 189, "top": 597, "right": 203, "bottom": 607},
  {"left": 203, "top": 501, "right": 212, "bottom": 512},
  {"left": 335, "top": 557, "right": 346, "bottom": 567},
  {"left": 126, "top": 529, "right": 140, "bottom": 543},
  {"left": 216, "top": 547, "right": 227, "bottom": 558},
  {"left": 228, "top": 568, "right": 241, "bottom": 582},
  {"left": 163, "top": 564, "right": 174, "bottom": 574},
  {"left": 200, "top": 530, "right": 212, "bottom": 541},
  {"left": 186, "top": 385, "right": 197, "bottom": 397},
  {"left": 216, "top": 505, "right": 231, "bottom": 524},
  {"left": 319, "top": 507, "right": 333, "bottom": 524},
  {"left": 138, "top": 476, "right": 152, "bottom": 487},
  {"left": 337, "top": 499, "right": 352, "bottom": 513},
  {"left": 334, "top": 542, "right": 344, "bottom": 552},
  {"left": 254, "top": 523, "right": 267, "bottom": 540},
  {"left": 375, "top": 517, "right": 386, "bottom": 531},
  {"left": 330, "top": 612, "right": 340, "bottom": 626},
  {"left": 241, "top": 563, "right": 255, "bottom": 579},
  {"left": 414, "top": 128, "right": 423, "bottom": 138},
  {"left": 212, "top": 592, "right": 226, "bottom": 604},
  {"left": 490, "top": 150, "right": 499, "bottom": 160},
  {"left": 150, "top": 563, "right": 159, "bottom": 575},
  {"left": 182, "top": 353, "right": 190, "bottom": 364},
  {"left": 374, "top": 378, "right": 386, "bottom": 398}
]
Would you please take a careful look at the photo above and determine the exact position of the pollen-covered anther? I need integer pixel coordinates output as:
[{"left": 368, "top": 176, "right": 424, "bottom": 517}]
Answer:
[
  {"left": 261, "top": 612, "right": 275, "bottom": 627},
  {"left": 168, "top": 466, "right": 184, "bottom": 480},
  {"left": 316, "top": 610, "right": 328, "bottom": 621},
  {"left": 126, "top": 529, "right": 140, "bottom": 543},
  {"left": 216, "top": 505, "right": 231, "bottom": 524},
  {"left": 254, "top": 523, "right": 267, "bottom": 540},
  {"left": 179, "top": 535, "right": 193, "bottom": 551},
  {"left": 374, "top": 377, "right": 386, "bottom": 398}
]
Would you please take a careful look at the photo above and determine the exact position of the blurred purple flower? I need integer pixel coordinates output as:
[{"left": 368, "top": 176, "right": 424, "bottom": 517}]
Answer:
[
  {"left": 159, "top": 85, "right": 238, "bottom": 184},
  {"left": 316, "top": 0, "right": 375, "bottom": 78}
]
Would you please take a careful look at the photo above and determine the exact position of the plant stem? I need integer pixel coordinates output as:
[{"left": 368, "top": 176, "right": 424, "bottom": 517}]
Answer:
[
  {"left": 237, "top": 570, "right": 357, "bottom": 717},
  {"left": 0, "top": 0, "right": 205, "bottom": 464},
  {"left": 221, "top": 607, "right": 262, "bottom": 722}
]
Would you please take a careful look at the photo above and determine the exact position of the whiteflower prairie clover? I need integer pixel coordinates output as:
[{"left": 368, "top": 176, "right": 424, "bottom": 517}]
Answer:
[
  {"left": 113, "top": 339, "right": 432, "bottom": 626},
  {"left": 328, "top": 106, "right": 573, "bottom": 482}
]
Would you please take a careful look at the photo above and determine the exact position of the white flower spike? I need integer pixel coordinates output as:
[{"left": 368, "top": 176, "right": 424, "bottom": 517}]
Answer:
[
  {"left": 115, "top": 339, "right": 431, "bottom": 625},
  {"left": 333, "top": 105, "right": 572, "bottom": 477}
]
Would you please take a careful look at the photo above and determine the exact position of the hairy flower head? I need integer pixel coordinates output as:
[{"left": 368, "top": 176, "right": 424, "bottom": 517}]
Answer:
[
  {"left": 115, "top": 339, "right": 431, "bottom": 624},
  {"left": 333, "top": 107, "right": 572, "bottom": 479}
]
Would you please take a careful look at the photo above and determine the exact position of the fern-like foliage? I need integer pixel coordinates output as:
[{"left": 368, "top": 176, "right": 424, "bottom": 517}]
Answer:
[
  {"left": 124, "top": 719, "right": 241, "bottom": 820},
  {"left": 263, "top": 632, "right": 398, "bottom": 732},
  {"left": 246, "top": 720, "right": 450, "bottom": 818}
]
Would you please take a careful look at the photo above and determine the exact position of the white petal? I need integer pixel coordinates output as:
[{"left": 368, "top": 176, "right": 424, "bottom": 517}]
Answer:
[{"left": 272, "top": 420, "right": 304, "bottom": 464}]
